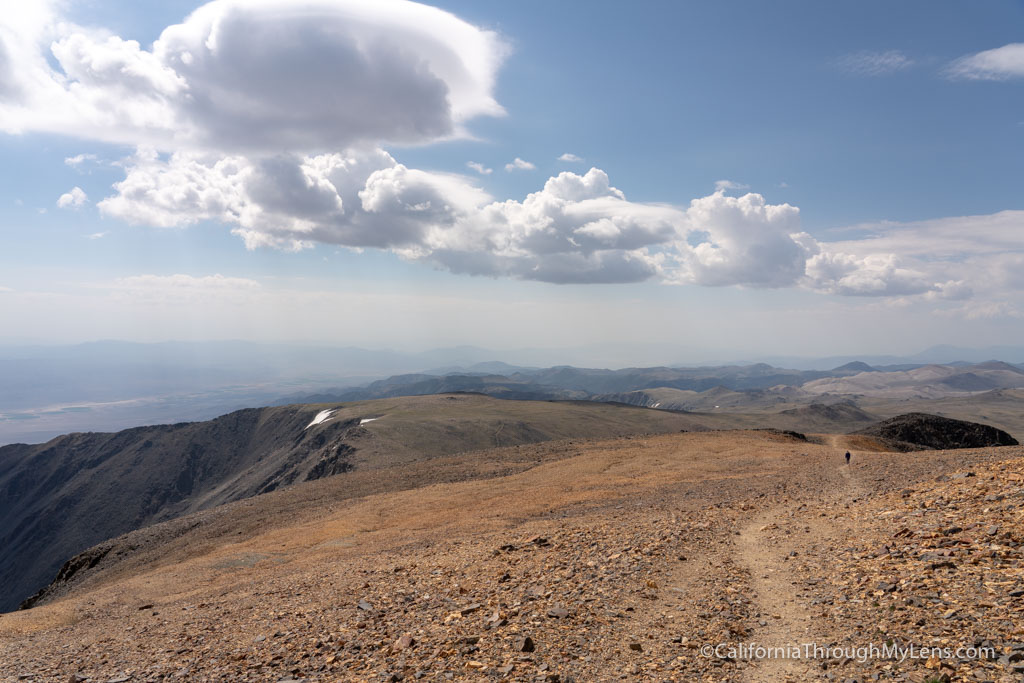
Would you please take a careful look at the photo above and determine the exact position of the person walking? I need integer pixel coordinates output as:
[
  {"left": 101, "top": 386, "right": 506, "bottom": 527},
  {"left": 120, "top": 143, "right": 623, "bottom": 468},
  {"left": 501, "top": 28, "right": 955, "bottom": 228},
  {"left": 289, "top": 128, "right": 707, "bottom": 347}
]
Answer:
[{"left": 845, "top": 451, "right": 851, "bottom": 465}]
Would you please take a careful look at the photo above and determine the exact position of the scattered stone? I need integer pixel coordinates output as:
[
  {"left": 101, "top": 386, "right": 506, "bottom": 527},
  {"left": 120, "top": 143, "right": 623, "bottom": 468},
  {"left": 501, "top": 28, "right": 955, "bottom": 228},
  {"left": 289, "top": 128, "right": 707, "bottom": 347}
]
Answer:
[
  {"left": 928, "top": 560, "right": 957, "bottom": 571},
  {"left": 517, "top": 636, "right": 535, "bottom": 653},
  {"left": 3, "top": 432, "right": 1020, "bottom": 683},
  {"left": 393, "top": 634, "right": 415, "bottom": 650},
  {"left": 459, "top": 603, "right": 482, "bottom": 615}
]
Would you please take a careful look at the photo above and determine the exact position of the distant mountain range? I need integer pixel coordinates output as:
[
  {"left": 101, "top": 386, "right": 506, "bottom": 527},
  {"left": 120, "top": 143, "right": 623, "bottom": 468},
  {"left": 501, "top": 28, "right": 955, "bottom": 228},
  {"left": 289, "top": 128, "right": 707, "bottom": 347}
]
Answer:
[
  {"left": 6, "top": 356, "right": 1024, "bottom": 613},
  {"left": 281, "top": 360, "right": 1024, "bottom": 406},
  {"left": 5, "top": 340, "right": 1024, "bottom": 445}
]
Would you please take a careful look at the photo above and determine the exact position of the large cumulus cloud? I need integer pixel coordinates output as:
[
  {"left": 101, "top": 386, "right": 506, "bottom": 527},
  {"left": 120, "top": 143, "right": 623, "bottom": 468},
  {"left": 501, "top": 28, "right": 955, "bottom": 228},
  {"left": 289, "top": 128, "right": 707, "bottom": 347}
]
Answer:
[
  {"left": 0, "top": 0, "right": 505, "bottom": 151},
  {"left": 676, "top": 191, "right": 806, "bottom": 287},
  {"left": 99, "top": 143, "right": 1005, "bottom": 290},
  {"left": 99, "top": 150, "right": 680, "bottom": 282},
  {"left": 99, "top": 149, "right": 844, "bottom": 286},
  {"left": 1, "top": 0, "right": 1005, "bottom": 297}
]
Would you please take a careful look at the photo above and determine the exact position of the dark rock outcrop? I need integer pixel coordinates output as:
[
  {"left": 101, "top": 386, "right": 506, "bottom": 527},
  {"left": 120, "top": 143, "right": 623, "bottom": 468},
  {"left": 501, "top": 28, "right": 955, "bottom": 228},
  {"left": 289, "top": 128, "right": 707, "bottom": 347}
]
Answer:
[{"left": 853, "top": 413, "right": 1018, "bottom": 452}]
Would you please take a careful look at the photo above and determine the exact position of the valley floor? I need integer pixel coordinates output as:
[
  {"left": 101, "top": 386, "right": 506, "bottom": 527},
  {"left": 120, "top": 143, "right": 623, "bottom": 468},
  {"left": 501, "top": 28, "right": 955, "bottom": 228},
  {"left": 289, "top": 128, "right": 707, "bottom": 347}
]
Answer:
[{"left": 2, "top": 431, "right": 1022, "bottom": 682}]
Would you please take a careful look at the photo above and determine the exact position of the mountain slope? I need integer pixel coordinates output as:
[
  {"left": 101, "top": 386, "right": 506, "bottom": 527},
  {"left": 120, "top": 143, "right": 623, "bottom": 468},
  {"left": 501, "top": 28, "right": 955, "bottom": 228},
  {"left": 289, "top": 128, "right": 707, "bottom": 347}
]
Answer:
[
  {"left": 0, "top": 404, "right": 362, "bottom": 613},
  {"left": 0, "top": 394, "right": 719, "bottom": 612},
  {"left": 2, "top": 430, "right": 1018, "bottom": 682}
]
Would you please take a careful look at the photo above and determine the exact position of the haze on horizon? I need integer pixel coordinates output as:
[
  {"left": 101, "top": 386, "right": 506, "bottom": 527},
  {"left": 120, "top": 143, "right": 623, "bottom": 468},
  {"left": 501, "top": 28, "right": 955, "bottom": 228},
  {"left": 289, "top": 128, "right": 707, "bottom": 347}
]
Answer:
[{"left": 1, "top": 0, "right": 1023, "bottom": 359}]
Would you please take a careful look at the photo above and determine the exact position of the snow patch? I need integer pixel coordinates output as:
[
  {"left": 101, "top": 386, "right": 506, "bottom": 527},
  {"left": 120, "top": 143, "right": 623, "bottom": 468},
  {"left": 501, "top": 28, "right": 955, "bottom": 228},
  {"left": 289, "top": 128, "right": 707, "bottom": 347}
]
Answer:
[
  {"left": 360, "top": 417, "right": 379, "bottom": 425},
  {"left": 306, "top": 409, "right": 337, "bottom": 429}
]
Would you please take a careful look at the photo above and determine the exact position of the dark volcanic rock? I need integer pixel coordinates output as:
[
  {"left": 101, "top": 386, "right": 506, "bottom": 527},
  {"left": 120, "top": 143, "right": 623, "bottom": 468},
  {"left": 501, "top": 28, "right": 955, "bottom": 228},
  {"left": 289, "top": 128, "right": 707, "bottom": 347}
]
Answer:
[{"left": 853, "top": 412, "right": 1018, "bottom": 451}]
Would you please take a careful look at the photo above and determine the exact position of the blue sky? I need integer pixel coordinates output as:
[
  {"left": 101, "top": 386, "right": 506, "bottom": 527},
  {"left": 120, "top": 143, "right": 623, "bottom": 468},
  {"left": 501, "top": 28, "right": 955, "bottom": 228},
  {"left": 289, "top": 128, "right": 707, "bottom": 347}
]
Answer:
[{"left": 0, "top": 0, "right": 1022, "bottom": 361}]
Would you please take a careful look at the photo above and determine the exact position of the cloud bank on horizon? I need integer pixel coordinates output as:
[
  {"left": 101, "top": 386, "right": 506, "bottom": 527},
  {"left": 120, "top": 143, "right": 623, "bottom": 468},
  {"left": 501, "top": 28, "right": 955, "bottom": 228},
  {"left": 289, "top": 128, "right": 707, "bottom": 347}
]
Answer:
[{"left": 1, "top": 0, "right": 1020, "bottom": 299}]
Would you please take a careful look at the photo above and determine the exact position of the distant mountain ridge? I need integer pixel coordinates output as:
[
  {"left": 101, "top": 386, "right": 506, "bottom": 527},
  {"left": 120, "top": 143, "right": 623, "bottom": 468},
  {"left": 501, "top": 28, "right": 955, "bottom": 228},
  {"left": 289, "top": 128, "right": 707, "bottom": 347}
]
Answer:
[
  {"left": 801, "top": 363, "right": 1024, "bottom": 399},
  {"left": 5, "top": 340, "right": 1024, "bottom": 445},
  {"left": 285, "top": 360, "right": 1024, "bottom": 406}
]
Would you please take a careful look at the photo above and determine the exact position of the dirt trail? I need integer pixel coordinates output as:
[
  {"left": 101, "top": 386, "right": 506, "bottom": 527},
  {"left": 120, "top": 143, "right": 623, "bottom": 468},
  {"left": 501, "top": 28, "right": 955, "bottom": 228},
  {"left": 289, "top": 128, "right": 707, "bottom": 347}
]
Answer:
[
  {"left": 736, "top": 434, "right": 867, "bottom": 682},
  {"left": 735, "top": 505, "right": 816, "bottom": 682},
  {"left": 827, "top": 434, "right": 868, "bottom": 500}
]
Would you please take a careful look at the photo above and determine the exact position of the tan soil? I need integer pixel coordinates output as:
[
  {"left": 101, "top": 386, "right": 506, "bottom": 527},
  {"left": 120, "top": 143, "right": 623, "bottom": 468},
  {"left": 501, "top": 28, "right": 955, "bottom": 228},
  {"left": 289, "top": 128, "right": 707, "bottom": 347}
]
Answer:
[{"left": 1, "top": 430, "right": 1020, "bottom": 682}]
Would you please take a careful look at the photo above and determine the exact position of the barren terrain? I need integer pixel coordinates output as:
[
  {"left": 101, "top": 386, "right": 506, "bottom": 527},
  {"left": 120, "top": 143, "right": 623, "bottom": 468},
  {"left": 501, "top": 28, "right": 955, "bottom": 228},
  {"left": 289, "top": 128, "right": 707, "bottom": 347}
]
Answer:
[{"left": 3, "top": 426, "right": 1022, "bottom": 682}]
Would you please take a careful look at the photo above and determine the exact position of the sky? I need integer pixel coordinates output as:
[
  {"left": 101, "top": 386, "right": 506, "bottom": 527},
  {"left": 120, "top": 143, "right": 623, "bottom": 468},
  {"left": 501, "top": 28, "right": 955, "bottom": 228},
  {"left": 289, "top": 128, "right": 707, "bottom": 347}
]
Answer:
[{"left": 0, "top": 0, "right": 1022, "bottom": 361}]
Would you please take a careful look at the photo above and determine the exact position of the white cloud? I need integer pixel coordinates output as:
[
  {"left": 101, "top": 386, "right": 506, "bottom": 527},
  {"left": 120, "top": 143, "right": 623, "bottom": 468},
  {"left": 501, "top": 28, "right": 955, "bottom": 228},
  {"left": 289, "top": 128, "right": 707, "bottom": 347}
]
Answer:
[
  {"left": 837, "top": 50, "right": 914, "bottom": 76},
  {"left": 64, "top": 153, "right": 98, "bottom": 167},
  {"left": 99, "top": 152, "right": 825, "bottom": 286},
  {"left": 56, "top": 186, "right": 88, "bottom": 208},
  {"left": 946, "top": 43, "right": 1024, "bottom": 80},
  {"left": 803, "top": 250, "right": 933, "bottom": 297},
  {"left": 944, "top": 300, "right": 1024, "bottom": 321},
  {"left": 672, "top": 189, "right": 806, "bottom": 288},
  {"left": 0, "top": 0, "right": 507, "bottom": 152},
  {"left": 100, "top": 146, "right": 491, "bottom": 253},
  {"left": 98, "top": 142, "right": 1024, "bottom": 295},
  {"left": 112, "top": 273, "right": 261, "bottom": 304},
  {"left": 504, "top": 157, "right": 535, "bottom": 172},
  {"left": 802, "top": 210, "right": 1024, "bottom": 298},
  {"left": 925, "top": 280, "right": 973, "bottom": 301},
  {"left": 101, "top": 152, "right": 682, "bottom": 283},
  {"left": 714, "top": 179, "right": 749, "bottom": 193},
  {"left": 87, "top": 232, "right": 107, "bottom": 240},
  {"left": 6, "top": 2, "right": 1015, "bottom": 301},
  {"left": 558, "top": 153, "right": 583, "bottom": 162}
]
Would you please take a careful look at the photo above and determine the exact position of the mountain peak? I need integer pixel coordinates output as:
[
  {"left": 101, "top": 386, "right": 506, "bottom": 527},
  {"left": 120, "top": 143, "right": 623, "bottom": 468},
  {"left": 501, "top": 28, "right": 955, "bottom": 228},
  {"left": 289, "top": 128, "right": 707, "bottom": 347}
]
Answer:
[{"left": 832, "top": 361, "right": 876, "bottom": 373}]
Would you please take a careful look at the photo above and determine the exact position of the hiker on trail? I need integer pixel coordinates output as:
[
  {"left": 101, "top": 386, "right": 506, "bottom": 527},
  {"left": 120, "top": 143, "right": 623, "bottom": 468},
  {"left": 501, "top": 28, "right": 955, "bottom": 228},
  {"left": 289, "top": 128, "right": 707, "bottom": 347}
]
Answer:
[{"left": 845, "top": 451, "right": 851, "bottom": 465}]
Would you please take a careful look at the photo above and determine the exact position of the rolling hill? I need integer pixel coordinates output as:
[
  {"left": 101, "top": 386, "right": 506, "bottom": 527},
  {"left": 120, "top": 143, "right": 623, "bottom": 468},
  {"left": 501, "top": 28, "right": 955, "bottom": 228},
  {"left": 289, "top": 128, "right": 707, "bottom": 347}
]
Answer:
[{"left": 0, "top": 394, "right": 725, "bottom": 613}]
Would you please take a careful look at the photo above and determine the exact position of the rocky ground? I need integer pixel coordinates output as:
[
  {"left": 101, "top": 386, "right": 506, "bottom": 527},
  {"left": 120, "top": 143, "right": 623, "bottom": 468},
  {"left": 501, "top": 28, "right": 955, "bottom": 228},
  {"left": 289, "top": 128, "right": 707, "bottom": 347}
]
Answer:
[{"left": 1, "top": 430, "right": 1022, "bottom": 682}]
